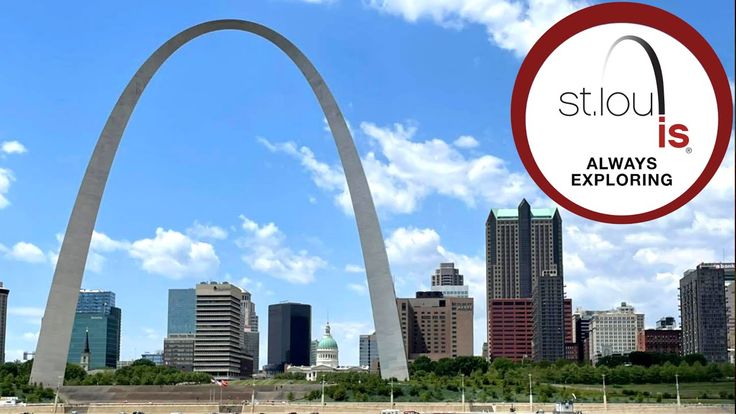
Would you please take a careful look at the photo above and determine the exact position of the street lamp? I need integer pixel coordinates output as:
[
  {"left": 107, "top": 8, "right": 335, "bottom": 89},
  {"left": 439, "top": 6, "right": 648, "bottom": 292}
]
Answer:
[
  {"left": 528, "top": 374, "right": 533, "bottom": 414},
  {"left": 53, "top": 375, "right": 63, "bottom": 414},
  {"left": 321, "top": 379, "right": 326, "bottom": 406},
  {"left": 390, "top": 379, "right": 395, "bottom": 408},
  {"left": 251, "top": 377, "right": 256, "bottom": 414},
  {"left": 460, "top": 373, "right": 466, "bottom": 412},
  {"left": 675, "top": 373, "right": 681, "bottom": 407},
  {"left": 602, "top": 374, "right": 607, "bottom": 412}
]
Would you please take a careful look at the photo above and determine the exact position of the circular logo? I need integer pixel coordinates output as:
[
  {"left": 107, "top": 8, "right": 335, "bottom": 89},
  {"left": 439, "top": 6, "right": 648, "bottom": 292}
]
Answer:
[{"left": 511, "top": 2, "right": 733, "bottom": 224}]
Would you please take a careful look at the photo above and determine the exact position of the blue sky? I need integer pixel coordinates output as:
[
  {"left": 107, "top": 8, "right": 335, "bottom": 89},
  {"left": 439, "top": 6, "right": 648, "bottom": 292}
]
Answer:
[{"left": 0, "top": 0, "right": 733, "bottom": 368}]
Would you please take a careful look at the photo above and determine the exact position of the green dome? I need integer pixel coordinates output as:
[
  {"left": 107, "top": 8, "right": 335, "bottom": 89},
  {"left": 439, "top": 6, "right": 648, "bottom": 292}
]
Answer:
[
  {"left": 318, "top": 336, "right": 338, "bottom": 350},
  {"left": 318, "top": 322, "right": 338, "bottom": 350}
]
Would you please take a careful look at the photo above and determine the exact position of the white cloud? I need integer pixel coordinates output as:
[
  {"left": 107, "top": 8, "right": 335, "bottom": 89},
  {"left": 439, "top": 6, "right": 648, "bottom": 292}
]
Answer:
[
  {"left": 237, "top": 215, "right": 326, "bottom": 284},
  {"left": 1, "top": 241, "right": 46, "bottom": 263},
  {"left": 633, "top": 247, "right": 717, "bottom": 270},
  {"left": 345, "top": 264, "right": 365, "bottom": 273},
  {"left": 187, "top": 221, "right": 228, "bottom": 240},
  {"left": 21, "top": 332, "right": 38, "bottom": 342},
  {"left": 0, "top": 168, "right": 14, "bottom": 208},
  {"left": 129, "top": 228, "right": 220, "bottom": 278},
  {"left": 347, "top": 282, "right": 368, "bottom": 295},
  {"left": 1, "top": 140, "right": 27, "bottom": 154},
  {"left": 261, "top": 121, "right": 537, "bottom": 215},
  {"left": 623, "top": 232, "right": 667, "bottom": 245},
  {"left": 366, "top": 0, "right": 586, "bottom": 55},
  {"left": 8, "top": 306, "right": 44, "bottom": 325},
  {"left": 453, "top": 135, "right": 479, "bottom": 148}
]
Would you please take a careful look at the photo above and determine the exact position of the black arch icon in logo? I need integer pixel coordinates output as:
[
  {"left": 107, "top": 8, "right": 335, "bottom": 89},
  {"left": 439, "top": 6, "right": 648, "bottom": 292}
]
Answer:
[{"left": 604, "top": 35, "right": 665, "bottom": 115}]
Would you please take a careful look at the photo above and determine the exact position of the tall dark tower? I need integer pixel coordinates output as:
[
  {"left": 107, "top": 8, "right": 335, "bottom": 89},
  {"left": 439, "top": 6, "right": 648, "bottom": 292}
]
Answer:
[
  {"left": 267, "top": 303, "right": 311, "bottom": 370},
  {"left": 0, "top": 282, "right": 8, "bottom": 363},
  {"left": 486, "top": 199, "right": 565, "bottom": 362}
]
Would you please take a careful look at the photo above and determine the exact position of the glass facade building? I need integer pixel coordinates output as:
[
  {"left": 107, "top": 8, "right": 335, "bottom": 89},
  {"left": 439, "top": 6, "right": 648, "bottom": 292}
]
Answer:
[
  {"left": 168, "top": 288, "right": 196, "bottom": 335},
  {"left": 67, "top": 290, "right": 121, "bottom": 370},
  {"left": 267, "top": 302, "right": 311, "bottom": 369}
]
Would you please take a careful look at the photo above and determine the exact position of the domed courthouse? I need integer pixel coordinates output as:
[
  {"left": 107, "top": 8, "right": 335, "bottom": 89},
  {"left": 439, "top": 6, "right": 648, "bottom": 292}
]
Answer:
[{"left": 287, "top": 323, "right": 367, "bottom": 381}]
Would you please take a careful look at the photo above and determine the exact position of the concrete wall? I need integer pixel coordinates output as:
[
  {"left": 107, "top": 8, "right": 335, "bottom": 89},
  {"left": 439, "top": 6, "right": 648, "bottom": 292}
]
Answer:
[{"left": 2, "top": 402, "right": 734, "bottom": 414}]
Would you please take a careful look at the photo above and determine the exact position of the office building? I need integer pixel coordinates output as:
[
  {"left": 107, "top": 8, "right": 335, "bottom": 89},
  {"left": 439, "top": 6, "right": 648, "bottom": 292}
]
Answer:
[
  {"left": 67, "top": 290, "right": 121, "bottom": 370},
  {"left": 397, "top": 291, "right": 473, "bottom": 360},
  {"left": 163, "top": 334, "right": 195, "bottom": 372},
  {"left": 141, "top": 352, "right": 164, "bottom": 365},
  {"left": 194, "top": 282, "right": 249, "bottom": 379},
  {"left": 486, "top": 199, "right": 565, "bottom": 362},
  {"left": 163, "top": 288, "right": 196, "bottom": 371},
  {"left": 168, "top": 288, "right": 196, "bottom": 335},
  {"left": 488, "top": 298, "right": 532, "bottom": 360},
  {"left": 637, "top": 329, "right": 682, "bottom": 354},
  {"left": 432, "top": 262, "right": 464, "bottom": 286},
  {"left": 680, "top": 263, "right": 729, "bottom": 362},
  {"left": 656, "top": 316, "right": 678, "bottom": 330},
  {"left": 0, "top": 282, "right": 8, "bottom": 363},
  {"left": 573, "top": 310, "right": 594, "bottom": 362},
  {"left": 430, "top": 262, "right": 469, "bottom": 298},
  {"left": 588, "top": 302, "right": 642, "bottom": 364},
  {"left": 726, "top": 281, "right": 735, "bottom": 363},
  {"left": 242, "top": 290, "right": 259, "bottom": 372},
  {"left": 359, "top": 332, "right": 379, "bottom": 370},
  {"left": 268, "top": 302, "right": 311, "bottom": 370}
]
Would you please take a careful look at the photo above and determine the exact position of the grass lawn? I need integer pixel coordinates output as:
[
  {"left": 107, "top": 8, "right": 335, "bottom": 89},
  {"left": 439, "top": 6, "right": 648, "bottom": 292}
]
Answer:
[{"left": 546, "top": 381, "right": 734, "bottom": 404}]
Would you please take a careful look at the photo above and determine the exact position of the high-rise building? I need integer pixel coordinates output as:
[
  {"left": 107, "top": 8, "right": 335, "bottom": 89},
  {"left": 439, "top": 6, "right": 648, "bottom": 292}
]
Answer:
[
  {"left": 0, "top": 282, "right": 8, "bottom": 363},
  {"left": 168, "top": 289, "right": 196, "bottom": 335},
  {"left": 242, "top": 290, "right": 259, "bottom": 372},
  {"left": 194, "top": 282, "right": 249, "bottom": 379},
  {"left": 486, "top": 199, "right": 565, "bottom": 362},
  {"left": 656, "top": 316, "right": 678, "bottom": 330},
  {"left": 397, "top": 291, "right": 473, "bottom": 360},
  {"left": 680, "top": 263, "right": 729, "bottom": 362},
  {"left": 432, "top": 262, "right": 464, "bottom": 286},
  {"left": 727, "top": 281, "right": 735, "bottom": 363},
  {"left": 359, "top": 332, "right": 379, "bottom": 370},
  {"left": 573, "top": 310, "right": 594, "bottom": 362},
  {"left": 587, "top": 302, "right": 642, "bottom": 364},
  {"left": 267, "top": 302, "right": 311, "bottom": 371},
  {"left": 67, "top": 290, "right": 121, "bottom": 369},
  {"left": 430, "top": 262, "right": 469, "bottom": 298}
]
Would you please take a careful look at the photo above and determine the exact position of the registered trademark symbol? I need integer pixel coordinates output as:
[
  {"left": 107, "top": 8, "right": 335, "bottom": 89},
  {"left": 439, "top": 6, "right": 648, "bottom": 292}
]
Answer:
[{"left": 686, "top": 147, "right": 692, "bottom": 154}]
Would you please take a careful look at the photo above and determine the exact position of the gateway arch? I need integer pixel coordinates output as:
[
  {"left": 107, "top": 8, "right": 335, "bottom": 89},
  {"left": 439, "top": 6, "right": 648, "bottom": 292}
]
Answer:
[{"left": 30, "top": 20, "right": 409, "bottom": 387}]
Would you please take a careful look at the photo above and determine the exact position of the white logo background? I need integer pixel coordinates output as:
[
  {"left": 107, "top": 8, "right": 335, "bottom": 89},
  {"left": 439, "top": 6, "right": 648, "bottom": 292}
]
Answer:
[{"left": 526, "top": 23, "right": 718, "bottom": 216}]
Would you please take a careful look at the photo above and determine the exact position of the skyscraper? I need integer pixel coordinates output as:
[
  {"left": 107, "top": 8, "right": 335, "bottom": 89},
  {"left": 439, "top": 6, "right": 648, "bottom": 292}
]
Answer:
[
  {"left": 486, "top": 199, "right": 565, "bottom": 362},
  {"left": 0, "top": 282, "right": 8, "bottom": 363},
  {"left": 267, "top": 302, "right": 311, "bottom": 370},
  {"left": 242, "top": 290, "right": 259, "bottom": 373},
  {"left": 194, "top": 282, "right": 249, "bottom": 379},
  {"left": 164, "top": 288, "right": 196, "bottom": 372},
  {"left": 67, "top": 290, "right": 121, "bottom": 369},
  {"left": 430, "top": 262, "right": 469, "bottom": 298},
  {"left": 680, "top": 263, "right": 729, "bottom": 362}
]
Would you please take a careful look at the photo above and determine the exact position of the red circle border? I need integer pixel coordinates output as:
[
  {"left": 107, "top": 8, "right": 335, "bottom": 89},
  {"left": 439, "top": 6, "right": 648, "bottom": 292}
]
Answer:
[{"left": 511, "top": 1, "right": 734, "bottom": 224}]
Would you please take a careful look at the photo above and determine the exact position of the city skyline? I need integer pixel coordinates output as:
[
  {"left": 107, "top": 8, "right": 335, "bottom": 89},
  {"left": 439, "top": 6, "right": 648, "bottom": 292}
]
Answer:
[{"left": 0, "top": 0, "right": 734, "bottom": 369}]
